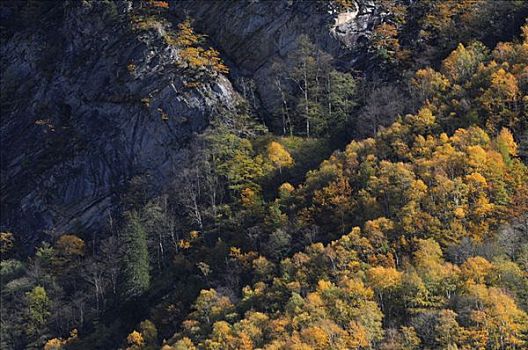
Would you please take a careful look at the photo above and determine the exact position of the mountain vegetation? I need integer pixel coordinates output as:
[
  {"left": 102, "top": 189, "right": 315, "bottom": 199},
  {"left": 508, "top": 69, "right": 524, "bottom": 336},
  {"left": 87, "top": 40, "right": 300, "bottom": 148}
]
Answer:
[{"left": 1, "top": 0, "right": 528, "bottom": 349}]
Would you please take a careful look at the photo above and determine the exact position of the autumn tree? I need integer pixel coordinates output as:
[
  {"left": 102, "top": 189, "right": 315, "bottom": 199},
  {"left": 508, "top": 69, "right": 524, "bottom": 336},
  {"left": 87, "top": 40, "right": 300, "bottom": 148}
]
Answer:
[
  {"left": 441, "top": 42, "right": 488, "bottom": 83},
  {"left": 53, "top": 234, "right": 85, "bottom": 275},
  {"left": 25, "top": 286, "right": 51, "bottom": 341},
  {"left": 0, "top": 231, "right": 14, "bottom": 255},
  {"left": 173, "top": 18, "right": 228, "bottom": 78},
  {"left": 371, "top": 23, "right": 401, "bottom": 64},
  {"left": 182, "top": 289, "right": 236, "bottom": 340},
  {"left": 460, "top": 256, "right": 492, "bottom": 284},
  {"left": 267, "top": 141, "right": 294, "bottom": 173},
  {"left": 357, "top": 85, "right": 406, "bottom": 136},
  {"left": 126, "top": 330, "right": 144, "bottom": 350},
  {"left": 463, "top": 284, "right": 528, "bottom": 348},
  {"left": 367, "top": 266, "right": 402, "bottom": 315},
  {"left": 411, "top": 68, "right": 449, "bottom": 105},
  {"left": 44, "top": 329, "right": 78, "bottom": 350}
]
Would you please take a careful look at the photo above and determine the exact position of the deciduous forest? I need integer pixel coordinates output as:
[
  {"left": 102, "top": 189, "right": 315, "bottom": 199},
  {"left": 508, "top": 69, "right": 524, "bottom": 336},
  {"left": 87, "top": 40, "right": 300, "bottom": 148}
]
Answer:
[{"left": 1, "top": 0, "right": 528, "bottom": 349}]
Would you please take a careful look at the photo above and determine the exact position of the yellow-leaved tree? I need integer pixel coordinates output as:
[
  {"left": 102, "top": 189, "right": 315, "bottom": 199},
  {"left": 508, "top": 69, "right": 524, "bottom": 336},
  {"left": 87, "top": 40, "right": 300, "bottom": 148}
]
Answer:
[
  {"left": 267, "top": 141, "right": 294, "bottom": 173},
  {"left": 173, "top": 18, "right": 228, "bottom": 77}
]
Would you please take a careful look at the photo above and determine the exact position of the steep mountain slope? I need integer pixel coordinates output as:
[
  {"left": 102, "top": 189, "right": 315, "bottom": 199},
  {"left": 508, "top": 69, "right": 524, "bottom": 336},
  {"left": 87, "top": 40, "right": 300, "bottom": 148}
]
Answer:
[
  {"left": 1, "top": 1, "right": 527, "bottom": 350},
  {"left": 0, "top": 1, "right": 237, "bottom": 247},
  {"left": 0, "top": 0, "right": 382, "bottom": 248},
  {"left": 171, "top": 0, "right": 381, "bottom": 116}
]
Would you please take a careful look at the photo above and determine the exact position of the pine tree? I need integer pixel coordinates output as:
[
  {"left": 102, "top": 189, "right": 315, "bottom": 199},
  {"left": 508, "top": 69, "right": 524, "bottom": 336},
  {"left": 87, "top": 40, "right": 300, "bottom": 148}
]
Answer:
[{"left": 120, "top": 211, "right": 150, "bottom": 300}]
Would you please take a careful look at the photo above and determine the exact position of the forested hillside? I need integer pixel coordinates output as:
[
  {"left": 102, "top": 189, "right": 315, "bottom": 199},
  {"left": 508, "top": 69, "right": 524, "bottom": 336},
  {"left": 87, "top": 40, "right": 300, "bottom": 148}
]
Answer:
[{"left": 1, "top": 1, "right": 527, "bottom": 349}]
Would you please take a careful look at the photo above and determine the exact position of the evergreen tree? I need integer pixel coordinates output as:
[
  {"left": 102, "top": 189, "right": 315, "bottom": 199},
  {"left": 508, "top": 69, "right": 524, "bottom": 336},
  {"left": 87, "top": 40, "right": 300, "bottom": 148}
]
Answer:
[{"left": 120, "top": 211, "right": 150, "bottom": 300}]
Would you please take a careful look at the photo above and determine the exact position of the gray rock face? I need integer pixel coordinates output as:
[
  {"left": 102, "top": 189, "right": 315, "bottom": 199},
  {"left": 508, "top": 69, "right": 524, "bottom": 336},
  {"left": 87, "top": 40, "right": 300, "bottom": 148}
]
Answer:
[
  {"left": 0, "top": 0, "right": 380, "bottom": 248},
  {"left": 172, "top": 0, "right": 381, "bottom": 116},
  {"left": 0, "top": 0, "right": 236, "bottom": 247}
]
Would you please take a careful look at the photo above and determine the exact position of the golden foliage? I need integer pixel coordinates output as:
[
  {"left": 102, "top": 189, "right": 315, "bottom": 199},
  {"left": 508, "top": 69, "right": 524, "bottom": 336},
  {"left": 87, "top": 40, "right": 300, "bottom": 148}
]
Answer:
[
  {"left": 441, "top": 43, "right": 486, "bottom": 82},
  {"left": 149, "top": 1, "right": 169, "bottom": 9},
  {"left": 241, "top": 187, "right": 258, "bottom": 207},
  {"left": 498, "top": 128, "right": 518, "bottom": 156},
  {"left": 460, "top": 256, "right": 492, "bottom": 283},
  {"left": 127, "top": 330, "right": 144, "bottom": 348},
  {"left": 490, "top": 68, "right": 519, "bottom": 101},
  {"left": 44, "top": 329, "right": 78, "bottom": 350},
  {"left": 412, "top": 68, "right": 450, "bottom": 101},
  {"left": 44, "top": 338, "right": 64, "bottom": 350},
  {"left": 466, "top": 284, "right": 528, "bottom": 348},
  {"left": 55, "top": 234, "right": 85, "bottom": 257},
  {"left": 178, "top": 239, "right": 191, "bottom": 249},
  {"left": 0, "top": 231, "right": 14, "bottom": 254},
  {"left": 173, "top": 18, "right": 229, "bottom": 76},
  {"left": 267, "top": 141, "right": 294, "bottom": 170},
  {"left": 366, "top": 266, "right": 403, "bottom": 291},
  {"left": 372, "top": 23, "right": 401, "bottom": 62},
  {"left": 279, "top": 182, "right": 295, "bottom": 198}
]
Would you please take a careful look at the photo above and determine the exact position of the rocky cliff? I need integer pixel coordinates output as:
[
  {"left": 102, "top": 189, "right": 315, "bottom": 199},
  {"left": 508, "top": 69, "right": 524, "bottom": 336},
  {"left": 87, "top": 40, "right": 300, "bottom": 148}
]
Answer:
[
  {"left": 0, "top": 0, "right": 237, "bottom": 248},
  {"left": 0, "top": 0, "right": 379, "bottom": 249},
  {"left": 172, "top": 0, "right": 380, "bottom": 116}
]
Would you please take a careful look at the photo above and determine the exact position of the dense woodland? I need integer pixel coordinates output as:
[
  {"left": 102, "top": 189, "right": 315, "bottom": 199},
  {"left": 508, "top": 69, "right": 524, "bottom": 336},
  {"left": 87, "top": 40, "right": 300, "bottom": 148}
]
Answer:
[{"left": 2, "top": 0, "right": 528, "bottom": 349}]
